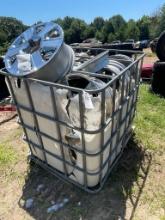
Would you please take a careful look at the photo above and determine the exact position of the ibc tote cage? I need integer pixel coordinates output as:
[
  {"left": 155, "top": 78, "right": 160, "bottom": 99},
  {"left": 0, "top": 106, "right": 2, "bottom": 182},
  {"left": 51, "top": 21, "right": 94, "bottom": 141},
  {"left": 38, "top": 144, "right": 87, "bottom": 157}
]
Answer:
[{"left": 0, "top": 48, "right": 145, "bottom": 193}]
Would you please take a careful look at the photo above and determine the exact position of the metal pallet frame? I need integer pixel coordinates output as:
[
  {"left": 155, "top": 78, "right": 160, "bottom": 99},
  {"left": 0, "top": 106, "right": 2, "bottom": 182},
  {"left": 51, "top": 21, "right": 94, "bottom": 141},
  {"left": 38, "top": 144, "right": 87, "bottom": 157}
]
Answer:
[{"left": 0, "top": 49, "right": 145, "bottom": 193}]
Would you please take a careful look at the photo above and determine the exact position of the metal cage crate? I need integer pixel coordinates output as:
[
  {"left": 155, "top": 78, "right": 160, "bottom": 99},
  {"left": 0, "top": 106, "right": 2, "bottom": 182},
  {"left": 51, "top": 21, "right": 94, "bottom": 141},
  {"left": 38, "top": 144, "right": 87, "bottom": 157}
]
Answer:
[{"left": 0, "top": 48, "right": 145, "bottom": 193}]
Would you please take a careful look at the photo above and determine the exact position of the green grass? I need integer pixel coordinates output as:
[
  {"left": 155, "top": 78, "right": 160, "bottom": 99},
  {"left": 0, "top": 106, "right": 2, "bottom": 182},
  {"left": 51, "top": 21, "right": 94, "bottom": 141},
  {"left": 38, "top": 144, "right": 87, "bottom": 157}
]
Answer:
[
  {"left": 134, "top": 84, "right": 165, "bottom": 150},
  {"left": 146, "top": 52, "right": 156, "bottom": 57},
  {"left": 0, "top": 142, "right": 17, "bottom": 167}
]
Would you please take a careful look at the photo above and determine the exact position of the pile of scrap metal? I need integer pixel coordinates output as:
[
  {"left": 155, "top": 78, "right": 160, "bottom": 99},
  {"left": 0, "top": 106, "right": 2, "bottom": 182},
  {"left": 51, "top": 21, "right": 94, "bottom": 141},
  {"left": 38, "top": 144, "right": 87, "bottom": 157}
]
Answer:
[{"left": 71, "top": 38, "right": 147, "bottom": 55}]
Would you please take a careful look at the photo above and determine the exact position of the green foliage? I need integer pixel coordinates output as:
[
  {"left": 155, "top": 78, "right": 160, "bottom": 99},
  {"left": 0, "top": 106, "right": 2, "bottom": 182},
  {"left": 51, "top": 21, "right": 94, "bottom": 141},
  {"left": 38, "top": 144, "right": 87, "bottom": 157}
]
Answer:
[
  {"left": 0, "top": 16, "right": 27, "bottom": 55},
  {"left": 101, "top": 19, "right": 114, "bottom": 42},
  {"left": 157, "top": 3, "right": 165, "bottom": 36},
  {"left": 149, "top": 12, "right": 160, "bottom": 39},
  {"left": 107, "top": 33, "right": 116, "bottom": 43},
  {"left": 0, "top": 142, "right": 17, "bottom": 167},
  {"left": 125, "top": 19, "right": 140, "bottom": 41},
  {"left": 1, "top": 4, "right": 165, "bottom": 52},
  {"left": 83, "top": 26, "right": 95, "bottom": 39},
  {"left": 134, "top": 85, "right": 165, "bottom": 150},
  {"left": 109, "top": 15, "right": 126, "bottom": 32},
  {"left": 0, "top": 31, "right": 7, "bottom": 44},
  {"left": 137, "top": 16, "right": 151, "bottom": 40},
  {"left": 95, "top": 30, "right": 104, "bottom": 41},
  {"left": 54, "top": 16, "right": 87, "bottom": 44},
  {"left": 0, "top": 17, "right": 27, "bottom": 42},
  {"left": 91, "top": 17, "right": 105, "bottom": 31}
]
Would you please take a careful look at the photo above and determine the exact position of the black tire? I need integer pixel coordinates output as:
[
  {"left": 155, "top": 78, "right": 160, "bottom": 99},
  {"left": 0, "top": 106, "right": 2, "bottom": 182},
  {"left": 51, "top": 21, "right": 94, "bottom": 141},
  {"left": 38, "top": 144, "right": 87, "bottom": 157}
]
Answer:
[
  {"left": 0, "top": 57, "right": 10, "bottom": 100},
  {"left": 151, "top": 61, "right": 165, "bottom": 97},
  {"left": 156, "top": 31, "right": 165, "bottom": 61}
]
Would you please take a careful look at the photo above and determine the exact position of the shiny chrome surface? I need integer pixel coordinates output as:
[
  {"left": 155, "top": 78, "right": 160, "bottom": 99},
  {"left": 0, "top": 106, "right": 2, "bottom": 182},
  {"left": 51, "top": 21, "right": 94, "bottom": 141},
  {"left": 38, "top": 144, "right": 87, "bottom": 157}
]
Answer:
[{"left": 4, "top": 22, "right": 74, "bottom": 81}]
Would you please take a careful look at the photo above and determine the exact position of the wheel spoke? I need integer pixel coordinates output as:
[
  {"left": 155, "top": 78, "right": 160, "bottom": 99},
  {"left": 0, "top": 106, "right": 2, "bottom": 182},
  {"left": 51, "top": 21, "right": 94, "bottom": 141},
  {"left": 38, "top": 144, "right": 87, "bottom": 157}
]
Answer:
[
  {"left": 23, "top": 27, "right": 35, "bottom": 41},
  {"left": 10, "top": 60, "right": 19, "bottom": 74},
  {"left": 40, "top": 37, "right": 62, "bottom": 49},
  {"left": 31, "top": 50, "right": 45, "bottom": 70},
  {"left": 7, "top": 42, "right": 29, "bottom": 57},
  {"left": 38, "top": 23, "right": 56, "bottom": 38}
]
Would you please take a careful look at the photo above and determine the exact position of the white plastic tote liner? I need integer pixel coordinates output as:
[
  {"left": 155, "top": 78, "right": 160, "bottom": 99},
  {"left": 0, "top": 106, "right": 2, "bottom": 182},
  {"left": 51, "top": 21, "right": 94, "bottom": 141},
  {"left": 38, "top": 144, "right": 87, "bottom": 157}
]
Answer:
[
  {"left": 66, "top": 74, "right": 117, "bottom": 186},
  {"left": 6, "top": 77, "right": 73, "bottom": 174},
  {"left": 68, "top": 75, "right": 114, "bottom": 128},
  {"left": 68, "top": 121, "right": 118, "bottom": 187},
  {"left": 107, "top": 56, "right": 136, "bottom": 138},
  {"left": 29, "top": 82, "right": 73, "bottom": 173}
]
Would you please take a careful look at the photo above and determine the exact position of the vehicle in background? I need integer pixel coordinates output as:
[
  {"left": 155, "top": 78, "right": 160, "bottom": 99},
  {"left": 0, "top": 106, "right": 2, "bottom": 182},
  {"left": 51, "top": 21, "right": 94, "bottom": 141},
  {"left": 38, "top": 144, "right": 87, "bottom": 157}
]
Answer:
[
  {"left": 82, "top": 38, "right": 102, "bottom": 44},
  {"left": 135, "top": 40, "right": 150, "bottom": 50},
  {"left": 70, "top": 38, "right": 102, "bottom": 47},
  {"left": 124, "top": 39, "right": 135, "bottom": 44},
  {"left": 111, "top": 40, "right": 121, "bottom": 44},
  {"left": 140, "top": 40, "right": 150, "bottom": 49},
  {"left": 135, "top": 41, "right": 141, "bottom": 49},
  {"left": 121, "top": 39, "right": 136, "bottom": 50}
]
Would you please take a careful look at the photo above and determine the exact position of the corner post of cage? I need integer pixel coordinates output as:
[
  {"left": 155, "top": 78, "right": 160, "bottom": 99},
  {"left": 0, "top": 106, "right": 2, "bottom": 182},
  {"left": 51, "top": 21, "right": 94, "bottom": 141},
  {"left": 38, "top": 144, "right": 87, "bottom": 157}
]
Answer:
[
  {"left": 79, "top": 91, "right": 87, "bottom": 188},
  {"left": 99, "top": 89, "right": 106, "bottom": 184},
  {"left": 5, "top": 76, "right": 33, "bottom": 154},
  {"left": 108, "top": 79, "right": 117, "bottom": 168}
]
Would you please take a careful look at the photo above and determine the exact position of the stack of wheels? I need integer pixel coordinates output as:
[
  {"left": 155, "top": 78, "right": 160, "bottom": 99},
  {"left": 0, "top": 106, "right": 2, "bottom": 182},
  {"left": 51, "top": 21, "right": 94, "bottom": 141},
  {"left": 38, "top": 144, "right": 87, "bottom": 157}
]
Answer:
[
  {"left": 97, "top": 54, "right": 137, "bottom": 140},
  {"left": 151, "top": 31, "right": 165, "bottom": 97},
  {"left": 65, "top": 74, "right": 115, "bottom": 187},
  {"left": 64, "top": 59, "right": 137, "bottom": 187}
]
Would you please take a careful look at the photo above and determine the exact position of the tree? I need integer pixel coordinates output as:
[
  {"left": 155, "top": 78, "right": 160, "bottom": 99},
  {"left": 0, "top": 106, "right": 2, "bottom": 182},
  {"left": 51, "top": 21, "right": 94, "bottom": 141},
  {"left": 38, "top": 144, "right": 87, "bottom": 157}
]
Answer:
[
  {"left": 63, "top": 18, "right": 87, "bottom": 43},
  {"left": 110, "top": 15, "right": 126, "bottom": 32},
  {"left": 101, "top": 19, "right": 114, "bottom": 42},
  {"left": 125, "top": 19, "right": 140, "bottom": 40},
  {"left": 53, "top": 18, "right": 64, "bottom": 27},
  {"left": 0, "top": 31, "right": 7, "bottom": 44},
  {"left": 0, "top": 17, "right": 27, "bottom": 54},
  {"left": 109, "top": 15, "right": 127, "bottom": 41},
  {"left": 91, "top": 17, "right": 105, "bottom": 31},
  {"left": 107, "top": 33, "right": 116, "bottom": 43},
  {"left": 83, "top": 26, "right": 95, "bottom": 39},
  {"left": 137, "top": 16, "right": 151, "bottom": 40},
  {"left": 157, "top": 4, "right": 165, "bottom": 36},
  {"left": 0, "top": 17, "right": 27, "bottom": 42},
  {"left": 95, "top": 30, "right": 104, "bottom": 42}
]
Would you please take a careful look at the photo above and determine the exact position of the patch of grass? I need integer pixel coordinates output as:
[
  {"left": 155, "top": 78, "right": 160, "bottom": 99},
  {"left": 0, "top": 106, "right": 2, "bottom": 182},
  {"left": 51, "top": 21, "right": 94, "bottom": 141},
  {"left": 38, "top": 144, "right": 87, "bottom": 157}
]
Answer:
[
  {"left": 147, "top": 52, "right": 156, "bottom": 57},
  {"left": 134, "top": 84, "right": 165, "bottom": 150},
  {"left": 0, "top": 142, "right": 17, "bottom": 167},
  {"left": 69, "top": 206, "right": 84, "bottom": 219}
]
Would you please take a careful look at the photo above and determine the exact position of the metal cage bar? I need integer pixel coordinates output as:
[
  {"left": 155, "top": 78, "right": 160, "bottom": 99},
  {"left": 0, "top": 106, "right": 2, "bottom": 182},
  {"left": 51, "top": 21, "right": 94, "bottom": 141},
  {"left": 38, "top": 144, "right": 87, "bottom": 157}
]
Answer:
[{"left": 0, "top": 48, "right": 145, "bottom": 193}]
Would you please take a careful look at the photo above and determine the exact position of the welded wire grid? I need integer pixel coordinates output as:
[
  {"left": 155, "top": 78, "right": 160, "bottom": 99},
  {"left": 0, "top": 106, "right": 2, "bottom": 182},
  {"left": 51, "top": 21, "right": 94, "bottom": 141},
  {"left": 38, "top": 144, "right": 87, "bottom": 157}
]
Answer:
[{"left": 0, "top": 49, "right": 145, "bottom": 193}]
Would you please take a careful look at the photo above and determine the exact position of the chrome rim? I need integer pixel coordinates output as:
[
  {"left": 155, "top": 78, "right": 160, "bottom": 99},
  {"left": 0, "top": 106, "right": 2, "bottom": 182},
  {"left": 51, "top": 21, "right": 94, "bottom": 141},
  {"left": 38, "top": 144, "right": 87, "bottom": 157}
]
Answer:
[{"left": 5, "top": 22, "right": 64, "bottom": 76}]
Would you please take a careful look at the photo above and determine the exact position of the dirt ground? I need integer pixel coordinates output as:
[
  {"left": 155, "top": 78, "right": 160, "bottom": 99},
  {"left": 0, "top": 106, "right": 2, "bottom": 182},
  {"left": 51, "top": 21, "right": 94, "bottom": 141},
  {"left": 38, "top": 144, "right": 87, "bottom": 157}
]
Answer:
[
  {"left": 0, "top": 50, "right": 164, "bottom": 220},
  {"left": 0, "top": 117, "right": 164, "bottom": 220},
  {"left": 143, "top": 48, "right": 157, "bottom": 65}
]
